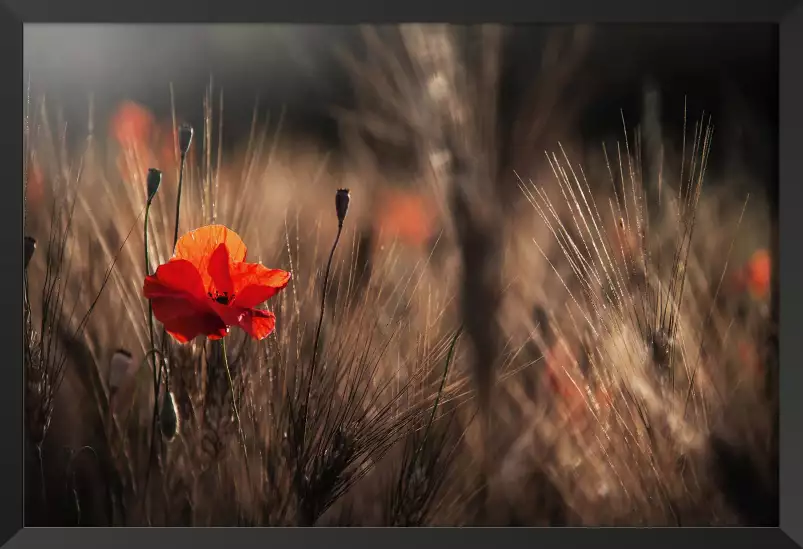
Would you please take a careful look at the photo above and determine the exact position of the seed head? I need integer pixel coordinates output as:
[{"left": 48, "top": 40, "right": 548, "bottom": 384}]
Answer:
[
  {"left": 146, "top": 168, "right": 162, "bottom": 205},
  {"left": 178, "top": 123, "right": 194, "bottom": 157},
  {"left": 335, "top": 188, "right": 351, "bottom": 228},
  {"left": 24, "top": 236, "right": 36, "bottom": 270},
  {"left": 160, "top": 390, "right": 180, "bottom": 442}
]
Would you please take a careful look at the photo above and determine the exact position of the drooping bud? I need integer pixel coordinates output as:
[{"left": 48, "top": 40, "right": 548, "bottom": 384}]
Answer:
[
  {"left": 160, "top": 390, "right": 180, "bottom": 442},
  {"left": 24, "top": 236, "right": 36, "bottom": 270},
  {"left": 177, "top": 123, "right": 194, "bottom": 158},
  {"left": 146, "top": 168, "right": 162, "bottom": 205},
  {"left": 335, "top": 188, "right": 350, "bottom": 228}
]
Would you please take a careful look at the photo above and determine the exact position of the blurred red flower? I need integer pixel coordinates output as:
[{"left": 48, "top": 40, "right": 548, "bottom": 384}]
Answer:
[
  {"left": 143, "top": 225, "right": 291, "bottom": 343},
  {"left": 110, "top": 101, "right": 159, "bottom": 183},
  {"left": 731, "top": 248, "right": 771, "bottom": 301},
  {"left": 738, "top": 340, "right": 764, "bottom": 377},
  {"left": 542, "top": 340, "right": 612, "bottom": 425},
  {"left": 543, "top": 341, "right": 586, "bottom": 411},
  {"left": 374, "top": 188, "right": 436, "bottom": 248},
  {"left": 744, "top": 249, "right": 771, "bottom": 300},
  {"left": 157, "top": 123, "right": 179, "bottom": 174},
  {"left": 26, "top": 157, "right": 44, "bottom": 207},
  {"left": 110, "top": 100, "right": 156, "bottom": 148}
]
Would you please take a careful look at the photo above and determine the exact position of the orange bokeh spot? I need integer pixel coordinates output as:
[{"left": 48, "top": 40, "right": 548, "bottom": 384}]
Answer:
[
  {"left": 26, "top": 159, "right": 44, "bottom": 207},
  {"left": 738, "top": 340, "right": 764, "bottom": 377},
  {"left": 373, "top": 187, "right": 437, "bottom": 248},
  {"left": 543, "top": 341, "right": 586, "bottom": 412},
  {"left": 110, "top": 100, "right": 156, "bottom": 149},
  {"left": 731, "top": 248, "right": 772, "bottom": 301},
  {"left": 745, "top": 249, "right": 771, "bottom": 300}
]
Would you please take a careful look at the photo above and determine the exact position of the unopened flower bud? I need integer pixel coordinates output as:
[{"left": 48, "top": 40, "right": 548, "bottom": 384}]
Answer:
[
  {"left": 160, "top": 390, "right": 180, "bottom": 442},
  {"left": 335, "top": 188, "right": 350, "bottom": 228},
  {"left": 24, "top": 236, "right": 36, "bottom": 270},
  {"left": 146, "top": 168, "right": 162, "bottom": 204},
  {"left": 178, "top": 123, "right": 194, "bottom": 157}
]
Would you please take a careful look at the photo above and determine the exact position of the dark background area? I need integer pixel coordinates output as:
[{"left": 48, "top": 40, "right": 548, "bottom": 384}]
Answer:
[{"left": 23, "top": 23, "right": 777, "bottom": 191}]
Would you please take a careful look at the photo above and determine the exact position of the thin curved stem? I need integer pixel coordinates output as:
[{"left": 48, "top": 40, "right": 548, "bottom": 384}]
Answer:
[
  {"left": 157, "top": 151, "right": 188, "bottom": 439},
  {"left": 36, "top": 442, "right": 47, "bottom": 516},
  {"left": 145, "top": 153, "right": 188, "bottom": 514},
  {"left": 220, "top": 337, "right": 254, "bottom": 500},
  {"left": 420, "top": 326, "right": 463, "bottom": 453},
  {"left": 172, "top": 153, "right": 187, "bottom": 251},
  {"left": 302, "top": 223, "right": 342, "bottom": 443},
  {"left": 142, "top": 201, "right": 161, "bottom": 522}
]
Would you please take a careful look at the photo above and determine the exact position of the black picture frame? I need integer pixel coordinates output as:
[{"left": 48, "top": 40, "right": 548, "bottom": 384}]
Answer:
[{"left": 4, "top": 0, "right": 801, "bottom": 546}]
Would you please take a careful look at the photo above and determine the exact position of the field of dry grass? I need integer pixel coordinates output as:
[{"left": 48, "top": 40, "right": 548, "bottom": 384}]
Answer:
[{"left": 22, "top": 24, "right": 777, "bottom": 527}]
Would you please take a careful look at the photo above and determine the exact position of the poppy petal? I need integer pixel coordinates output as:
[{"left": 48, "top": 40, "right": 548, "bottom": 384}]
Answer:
[
  {"left": 207, "top": 301, "right": 245, "bottom": 327},
  {"left": 151, "top": 295, "right": 228, "bottom": 343},
  {"left": 208, "top": 243, "right": 235, "bottom": 296},
  {"left": 167, "top": 317, "right": 228, "bottom": 343},
  {"left": 237, "top": 308, "right": 277, "bottom": 340},
  {"left": 230, "top": 263, "right": 291, "bottom": 308},
  {"left": 143, "top": 259, "right": 206, "bottom": 300},
  {"left": 206, "top": 330, "right": 229, "bottom": 341},
  {"left": 175, "top": 224, "right": 247, "bottom": 265},
  {"left": 206, "top": 301, "right": 276, "bottom": 341},
  {"left": 173, "top": 225, "right": 245, "bottom": 293}
]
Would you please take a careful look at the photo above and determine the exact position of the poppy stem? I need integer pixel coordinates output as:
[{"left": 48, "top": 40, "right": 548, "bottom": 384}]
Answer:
[
  {"left": 172, "top": 153, "right": 187, "bottom": 251},
  {"left": 303, "top": 223, "right": 343, "bottom": 438},
  {"left": 220, "top": 337, "right": 254, "bottom": 499},
  {"left": 144, "top": 150, "right": 187, "bottom": 513},
  {"left": 144, "top": 202, "right": 158, "bottom": 373},
  {"left": 143, "top": 201, "right": 162, "bottom": 522}
]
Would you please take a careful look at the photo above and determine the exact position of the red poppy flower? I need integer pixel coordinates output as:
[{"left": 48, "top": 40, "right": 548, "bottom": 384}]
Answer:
[{"left": 143, "top": 225, "right": 291, "bottom": 343}]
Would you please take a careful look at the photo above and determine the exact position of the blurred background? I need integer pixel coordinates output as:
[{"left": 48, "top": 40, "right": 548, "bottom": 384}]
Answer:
[{"left": 24, "top": 24, "right": 777, "bottom": 182}]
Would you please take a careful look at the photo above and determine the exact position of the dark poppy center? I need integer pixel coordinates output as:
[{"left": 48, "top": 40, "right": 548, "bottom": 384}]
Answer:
[{"left": 208, "top": 290, "right": 234, "bottom": 305}]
